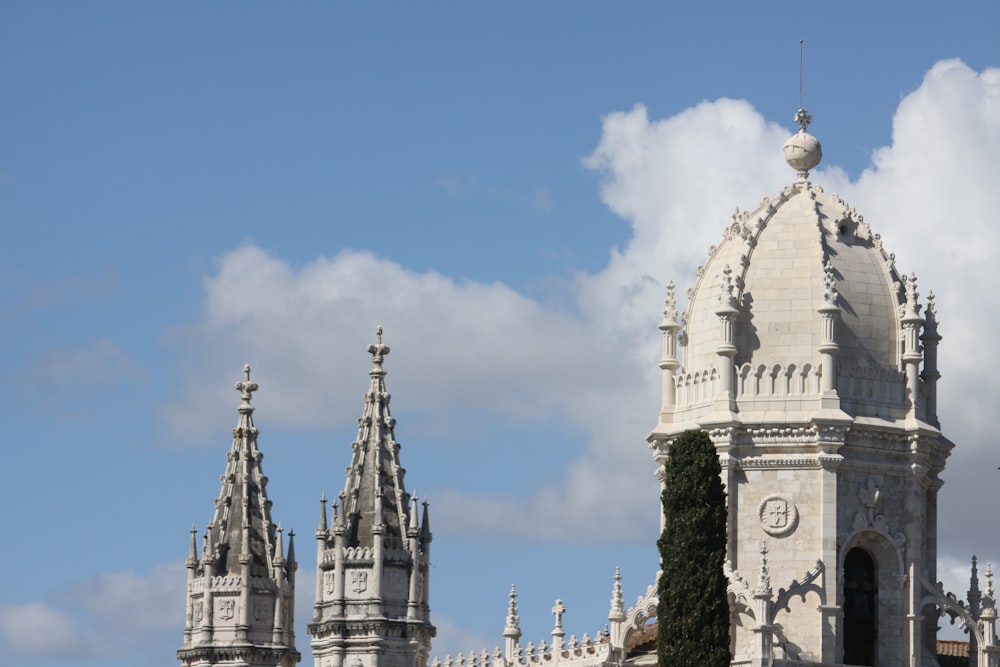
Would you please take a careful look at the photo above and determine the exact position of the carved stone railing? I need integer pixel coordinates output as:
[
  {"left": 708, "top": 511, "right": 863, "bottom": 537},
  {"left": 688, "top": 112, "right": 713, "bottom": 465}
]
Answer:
[
  {"left": 673, "top": 368, "right": 718, "bottom": 407},
  {"left": 430, "top": 634, "right": 611, "bottom": 667},
  {"left": 736, "top": 363, "right": 821, "bottom": 399}
]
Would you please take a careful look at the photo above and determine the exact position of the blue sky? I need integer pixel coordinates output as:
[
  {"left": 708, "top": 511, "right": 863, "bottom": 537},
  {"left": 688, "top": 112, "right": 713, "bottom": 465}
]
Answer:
[{"left": 3, "top": 3, "right": 1000, "bottom": 665}]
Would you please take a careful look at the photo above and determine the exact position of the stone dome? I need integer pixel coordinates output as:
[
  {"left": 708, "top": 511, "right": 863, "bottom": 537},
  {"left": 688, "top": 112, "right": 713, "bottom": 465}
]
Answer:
[{"left": 680, "top": 181, "right": 905, "bottom": 379}]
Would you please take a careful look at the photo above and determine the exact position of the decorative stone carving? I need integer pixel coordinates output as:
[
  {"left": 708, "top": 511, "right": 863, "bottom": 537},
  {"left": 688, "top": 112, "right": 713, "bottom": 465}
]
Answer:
[
  {"left": 218, "top": 598, "right": 236, "bottom": 621},
  {"left": 758, "top": 495, "right": 798, "bottom": 536},
  {"left": 350, "top": 571, "right": 368, "bottom": 594}
]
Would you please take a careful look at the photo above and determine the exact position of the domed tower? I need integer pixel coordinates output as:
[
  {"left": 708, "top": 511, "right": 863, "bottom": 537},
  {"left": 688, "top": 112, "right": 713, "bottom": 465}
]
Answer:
[{"left": 649, "top": 111, "right": 953, "bottom": 667}]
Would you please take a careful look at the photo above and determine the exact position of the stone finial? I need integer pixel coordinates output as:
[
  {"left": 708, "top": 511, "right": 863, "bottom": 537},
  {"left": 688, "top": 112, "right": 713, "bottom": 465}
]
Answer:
[
  {"left": 609, "top": 567, "right": 626, "bottom": 621},
  {"left": 795, "top": 108, "right": 812, "bottom": 132},
  {"left": 187, "top": 526, "right": 199, "bottom": 568},
  {"left": 662, "top": 281, "right": 678, "bottom": 324},
  {"left": 903, "top": 273, "right": 922, "bottom": 320},
  {"left": 368, "top": 325, "right": 390, "bottom": 369},
  {"left": 719, "top": 265, "right": 738, "bottom": 309},
  {"left": 822, "top": 260, "right": 838, "bottom": 307},
  {"left": 987, "top": 563, "right": 995, "bottom": 600},
  {"left": 235, "top": 364, "right": 259, "bottom": 413},
  {"left": 783, "top": 109, "right": 822, "bottom": 178},
  {"left": 503, "top": 585, "right": 521, "bottom": 636},
  {"left": 753, "top": 542, "right": 772, "bottom": 596},
  {"left": 925, "top": 290, "right": 939, "bottom": 335},
  {"left": 317, "top": 493, "right": 328, "bottom": 533}
]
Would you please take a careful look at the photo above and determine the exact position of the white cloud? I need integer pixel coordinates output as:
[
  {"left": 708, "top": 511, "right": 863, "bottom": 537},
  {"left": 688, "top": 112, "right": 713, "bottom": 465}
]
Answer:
[
  {"left": 165, "top": 60, "right": 1000, "bottom": 590},
  {"left": 0, "top": 562, "right": 183, "bottom": 665},
  {"left": 0, "top": 602, "right": 90, "bottom": 657}
]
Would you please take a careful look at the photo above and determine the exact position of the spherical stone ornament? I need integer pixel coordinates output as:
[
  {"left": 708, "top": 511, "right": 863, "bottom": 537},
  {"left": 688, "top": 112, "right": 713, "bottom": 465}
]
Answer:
[{"left": 783, "top": 131, "right": 823, "bottom": 172}]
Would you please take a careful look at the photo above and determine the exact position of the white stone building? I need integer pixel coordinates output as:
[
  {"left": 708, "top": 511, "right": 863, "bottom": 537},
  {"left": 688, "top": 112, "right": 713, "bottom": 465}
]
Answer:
[{"left": 178, "top": 113, "right": 998, "bottom": 667}]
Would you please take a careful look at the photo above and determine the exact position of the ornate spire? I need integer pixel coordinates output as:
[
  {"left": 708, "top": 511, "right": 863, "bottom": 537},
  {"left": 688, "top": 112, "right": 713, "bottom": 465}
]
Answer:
[
  {"left": 503, "top": 585, "right": 521, "bottom": 638},
  {"left": 608, "top": 567, "right": 626, "bottom": 622},
  {"left": 179, "top": 365, "right": 299, "bottom": 667},
  {"left": 200, "top": 365, "right": 285, "bottom": 578},
  {"left": 753, "top": 542, "right": 772, "bottom": 596},
  {"left": 338, "top": 327, "right": 414, "bottom": 550},
  {"left": 969, "top": 555, "right": 982, "bottom": 616}
]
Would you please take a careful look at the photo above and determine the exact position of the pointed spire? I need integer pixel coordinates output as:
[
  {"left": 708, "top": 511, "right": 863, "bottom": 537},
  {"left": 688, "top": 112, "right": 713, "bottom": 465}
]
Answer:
[
  {"left": 186, "top": 526, "right": 199, "bottom": 568},
  {"left": 180, "top": 365, "right": 299, "bottom": 667},
  {"left": 336, "top": 327, "right": 413, "bottom": 550},
  {"left": 286, "top": 529, "right": 296, "bottom": 569},
  {"left": 969, "top": 555, "right": 982, "bottom": 616},
  {"left": 408, "top": 494, "right": 420, "bottom": 535},
  {"left": 200, "top": 365, "right": 284, "bottom": 577},
  {"left": 608, "top": 567, "right": 625, "bottom": 622},
  {"left": 753, "top": 542, "right": 772, "bottom": 596},
  {"left": 274, "top": 524, "right": 286, "bottom": 567},
  {"left": 317, "top": 493, "right": 328, "bottom": 534},
  {"left": 420, "top": 497, "right": 432, "bottom": 544},
  {"left": 503, "top": 585, "right": 521, "bottom": 638}
]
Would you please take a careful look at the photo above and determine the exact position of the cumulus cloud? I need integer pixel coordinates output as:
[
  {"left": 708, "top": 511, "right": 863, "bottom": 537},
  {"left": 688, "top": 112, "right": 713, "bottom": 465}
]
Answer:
[
  {"left": 0, "top": 601, "right": 91, "bottom": 657},
  {"left": 834, "top": 60, "right": 1000, "bottom": 565},
  {"left": 0, "top": 562, "right": 184, "bottom": 665},
  {"left": 165, "top": 59, "right": 1000, "bottom": 581}
]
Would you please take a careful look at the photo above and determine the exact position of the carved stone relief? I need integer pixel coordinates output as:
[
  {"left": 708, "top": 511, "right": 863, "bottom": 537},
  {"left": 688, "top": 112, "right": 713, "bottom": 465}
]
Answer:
[{"left": 758, "top": 495, "right": 798, "bottom": 536}]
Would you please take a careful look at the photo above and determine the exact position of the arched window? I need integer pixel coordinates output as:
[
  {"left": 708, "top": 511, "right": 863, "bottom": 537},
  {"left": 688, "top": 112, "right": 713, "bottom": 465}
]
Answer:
[{"left": 843, "top": 547, "right": 877, "bottom": 666}]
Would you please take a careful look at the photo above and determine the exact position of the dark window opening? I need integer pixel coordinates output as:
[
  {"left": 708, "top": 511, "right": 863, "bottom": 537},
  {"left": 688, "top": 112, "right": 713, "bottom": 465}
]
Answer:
[{"left": 843, "top": 547, "right": 877, "bottom": 666}]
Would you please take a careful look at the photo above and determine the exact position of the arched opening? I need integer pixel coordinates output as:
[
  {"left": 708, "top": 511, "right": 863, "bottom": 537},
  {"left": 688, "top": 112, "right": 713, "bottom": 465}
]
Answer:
[{"left": 843, "top": 547, "right": 877, "bottom": 666}]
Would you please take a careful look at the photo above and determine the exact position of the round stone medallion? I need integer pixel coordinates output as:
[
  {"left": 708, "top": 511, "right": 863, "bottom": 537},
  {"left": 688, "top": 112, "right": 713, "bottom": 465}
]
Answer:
[{"left": 758, "top": 495, "right": 798, "bottom": 536}]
